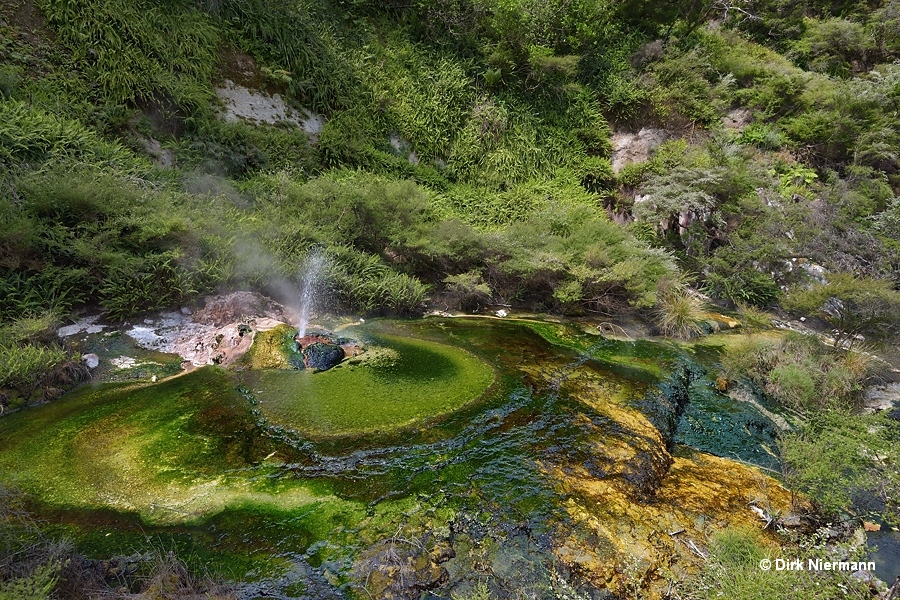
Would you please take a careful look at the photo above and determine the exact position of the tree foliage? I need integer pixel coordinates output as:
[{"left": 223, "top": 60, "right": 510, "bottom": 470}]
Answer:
[{"left": 784, "top": 273, "right": 900, "bottom": 347}]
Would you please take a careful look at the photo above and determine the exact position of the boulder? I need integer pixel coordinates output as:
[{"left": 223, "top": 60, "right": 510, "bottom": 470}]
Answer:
[
  {"left": 82, "top": 353, "right": 100, "bottom": 369},
  {"left": 303, "top": 343, "right": 344, "bottom": 371}
]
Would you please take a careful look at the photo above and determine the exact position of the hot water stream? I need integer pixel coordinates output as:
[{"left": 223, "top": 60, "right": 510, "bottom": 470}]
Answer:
[{"left": 0, "top": 316, "right": 807, "bottom": 598}]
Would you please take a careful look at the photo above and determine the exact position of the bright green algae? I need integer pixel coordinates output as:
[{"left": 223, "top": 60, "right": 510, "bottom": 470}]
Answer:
[
  {"left": 242, "top": 329, "right": 495, "bottom": 437},
  {"left": 0, "top": 367, "right": 335, "bottom": 522}
]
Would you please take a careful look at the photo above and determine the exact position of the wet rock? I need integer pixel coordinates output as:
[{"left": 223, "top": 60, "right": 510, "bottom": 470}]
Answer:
[
  {"left": 303, "top": 343, "right": 345, "bottom": 371},
  {"left": 429, "top": 543, "right": 456, "bottom": 564},
  {"left": 83, "top": 353, "right": 100, "bottom": 369},
  {"left": 638, "top": 361, "right": 702, "bottom": 451},
  {"left": 863, "top": 382, "right": 900, "bottom": 414},
  {"left": 776, "top": 513, "right": 815, "bottom": 533},
  {"left": 356, "top": 539, "right": 450, "bottom": 600},
  {"left": 193, "top": 291, "right": 287, "bottom": 327},
  {"left": 620, "top": 447, "right": 673, "bottom": 500}
]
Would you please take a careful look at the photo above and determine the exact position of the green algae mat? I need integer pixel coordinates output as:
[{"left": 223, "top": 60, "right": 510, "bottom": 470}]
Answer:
[
  {"left": 243, "top": 332, "right": 495, "bottom": 437},
  {"left": 0, "top": 367, "right": 312, "bottom": 518}
]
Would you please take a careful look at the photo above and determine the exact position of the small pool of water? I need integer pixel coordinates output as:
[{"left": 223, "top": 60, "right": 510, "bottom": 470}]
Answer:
[
  {"left": 868, "top": 528, "right": 900, "bottom": 585},
  {"left": 242, "top": 327, "right": 495, "bottom": 437}
]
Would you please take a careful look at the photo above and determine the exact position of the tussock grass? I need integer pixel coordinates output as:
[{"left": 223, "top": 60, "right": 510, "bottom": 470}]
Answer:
[
  {"left": 654, "top": 286, "right": 704, "bottom": 339},
  {"left": 721, "top": 332, "right": 874, "bottom": 413}
]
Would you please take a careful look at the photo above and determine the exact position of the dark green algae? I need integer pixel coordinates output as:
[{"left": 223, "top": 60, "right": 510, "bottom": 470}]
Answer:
[{"left": 0, "top": 317, "right": 793, "bottom": 597}]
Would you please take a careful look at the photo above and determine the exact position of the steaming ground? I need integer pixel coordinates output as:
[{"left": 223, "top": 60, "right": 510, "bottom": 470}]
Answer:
[{"left": 60, "top": 292, "right": 294, "bottom": 369}]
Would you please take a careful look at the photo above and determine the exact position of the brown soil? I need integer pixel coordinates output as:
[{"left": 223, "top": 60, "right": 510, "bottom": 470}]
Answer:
[{"left": 2, "top": 0, "right": 53, "bottom": 46}]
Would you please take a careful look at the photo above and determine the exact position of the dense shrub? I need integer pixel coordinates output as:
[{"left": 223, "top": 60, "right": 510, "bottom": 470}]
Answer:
[
  {"left": 790, "top": 18, "right": 869, "bottom": 77},
  {"left": 781, "top": 411, "right": 900, "bottom": 522},
  {"left": 1, "top": 166, "right": 235, "bottom": 320},
  {"left": 653, "top": 285, "right": 704, "bottom": 338},
  {"left": 784, "top": 273, "right": 900, "bottom": 348},
  {"left": 721, "top": 332, "right": 873, "bottom": 413},
  {"left": 218, "top": 0, "right": 355, "bottom": 113}
]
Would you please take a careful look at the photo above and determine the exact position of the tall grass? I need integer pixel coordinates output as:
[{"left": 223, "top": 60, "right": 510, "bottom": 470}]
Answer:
[
  {"left": 0, "top": 101, "right": 140, "bottom": 168},
  {"left": 721, "top": 332, "right": 874, "bottom": 413},
  {"left": 653, "top": 286, "right": 704, "bottom": 338},
  {"left": 219, "top": 0, "right": 354, "bottom": 113},
  {"left": 38, "top": 0, "right": 219, "bottom": 108},
  {"left": 681, "top": 527, "right": 871, "bottom": 600},
  {"left": 356, "top": 38, "right": 473, "bottom": 159},
  {"left": 0, "top": 344, "right": 67, "bottom": 392}
]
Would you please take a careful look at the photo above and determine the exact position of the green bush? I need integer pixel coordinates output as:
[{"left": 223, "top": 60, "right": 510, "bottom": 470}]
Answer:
[
  {"left": 446, "top": 98, "right": 565, "bottom": 188},
  {"left": 653, "top": 285, "right": 704, "bottom": 338},
  {"left": 0, "top": 312, "right": 59, "bottom": 346},
  {"left": 784, "top": 273, "right": 900, "bottom": 348},
  {"left": 738, "top": 122, "right": 784, "bottom": 150},
  {"left": 701, "top": 29, "right": 810, "bottom": 119},
  {"left": 790, "top": 18, "right": 868, "bottom": 77},
  {"left": 493, "top": 203, "right": 676, "bottom": 311},
  {"left": 218, "top": 0, "right": 354, "bottom": 113},
  {"left": 327, "top": 247, "right": 430, "bottom": 314},
  {"left": 184, "top": 119, "right": 317, "bottom": 176},
  {"left": 721, "top": 332, "right": 873, "bottom": 413},
  {"left": 643, "top": 45, "right": 723, "bottom": 126},
  {"left": 781, "top": 411, "right": 900, "bottom": 521},
  {"left": 356, "top": 38, "right": 472, "bottom": 159},
  {"left": 1, "top": 166, "right": 238, "bottom": 320},
  {"left": 703, "top": 267, "right": 781, "bottom": 308},
  {"left": 768, "top": 362, "right": 817, "bottom": 409},
  {"left": 873, "top": 196, "right": 900, "bottom": 239}
]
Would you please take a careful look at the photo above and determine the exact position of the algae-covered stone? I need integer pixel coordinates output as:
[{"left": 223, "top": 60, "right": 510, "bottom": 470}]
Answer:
[
  {"left": 239, "top": 324, "right": 297, "bottom": 369},
  {"left": 303, "top": 342, "right": 344, "bottom": 371}
]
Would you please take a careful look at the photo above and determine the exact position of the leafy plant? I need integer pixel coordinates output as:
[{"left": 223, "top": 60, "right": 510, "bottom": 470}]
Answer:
[
  {"left": 784, "top": 273, "right": 900, "bottom": 348},
  {"left": 0, "top": 344, "right": 67, "bottom": 393},
  {"left": 0, "top": 101, "right": 139, "bottom": 168},
  {"left": 781, "top": 411, "right": 900, "bottom": 522}
]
